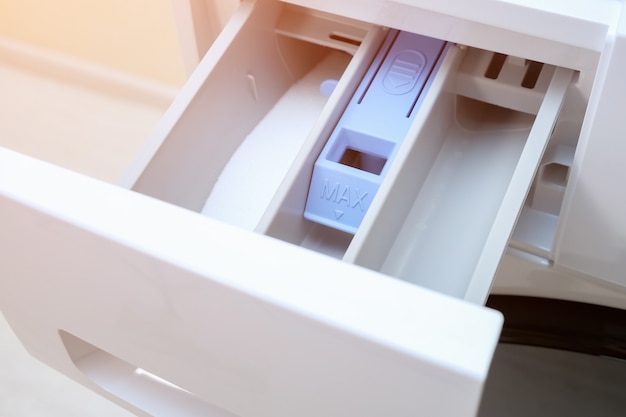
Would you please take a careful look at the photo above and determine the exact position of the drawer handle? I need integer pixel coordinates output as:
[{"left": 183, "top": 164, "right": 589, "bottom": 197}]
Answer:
[{"left": 60, "top": 331, "right": 235, "bottom": 417}]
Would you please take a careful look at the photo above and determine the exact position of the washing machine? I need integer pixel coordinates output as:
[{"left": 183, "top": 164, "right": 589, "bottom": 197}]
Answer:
[{"left": 1, "top": 1, "right": 626, "bottom": 416}]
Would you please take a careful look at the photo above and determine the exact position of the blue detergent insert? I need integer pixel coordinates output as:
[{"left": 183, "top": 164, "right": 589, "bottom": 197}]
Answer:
[{"left": 304, "top": 30, "right": 448, "bottom": 234}]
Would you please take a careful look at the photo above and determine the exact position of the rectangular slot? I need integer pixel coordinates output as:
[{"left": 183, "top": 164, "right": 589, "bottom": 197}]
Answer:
[
  {"left": 338, "top": 148, "right": 387, "bottom": 175},
  {"left": 457, "top": 48, "right": 556, "bottom": 114},
  {"left": 325, "top": 128, "right": 396, "bottom": 168},
  {"left": 329, "top": 33, "right": 362, "bottom": 47},
  {"left": 542, "top": 162, "right": 569, "bottom": 186},
  {"left": 484, "top": 52, "right": 507, "bottom": 79},
  {"left": 522, "top": 61, "right": 544, "bottom": 89}
]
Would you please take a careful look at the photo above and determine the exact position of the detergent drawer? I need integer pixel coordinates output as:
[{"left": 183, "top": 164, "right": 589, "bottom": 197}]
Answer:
[
  {"left": 0, "top": 2, "right": 504, "bottom": 416},
  {"left": 0, "top": 148, "right": 501, "bottom": 417},
  {"left": 124, "top": 0, "right": 574, "bottom": 306},
  {"left": 0, "top": 0, "right": 580, "bottom": 416}
]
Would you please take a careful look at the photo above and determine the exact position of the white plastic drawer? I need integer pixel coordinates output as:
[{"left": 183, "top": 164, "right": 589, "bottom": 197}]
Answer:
[
  {"left": 0, "top": 148, "right": 501, "bottom": 417},
  {"left": 0, "top": 0, "right": 580, "bottom": 416},
  {"left": 124, "top": 0, "right": 573, "bottom": 304},
  {"left": 260, "top": 44, "right": 573, "bottom": 305}
]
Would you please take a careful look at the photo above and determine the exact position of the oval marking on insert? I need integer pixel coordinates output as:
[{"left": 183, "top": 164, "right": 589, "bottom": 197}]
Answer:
[{"left": 382, "top": 50, "right": 426, "bottom": 95}]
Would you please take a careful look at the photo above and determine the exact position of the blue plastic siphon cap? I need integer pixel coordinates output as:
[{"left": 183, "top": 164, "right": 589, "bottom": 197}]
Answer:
[{"left": 304, "top": 30, "right": 448, "bottom": 234}]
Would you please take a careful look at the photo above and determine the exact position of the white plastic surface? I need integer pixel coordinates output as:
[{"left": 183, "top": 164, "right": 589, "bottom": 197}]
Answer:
[
  {"left": 0, "top": 147, "right": 502, "bottom": 417},
  {"left": 556, "top": 8, "right": 626, "bottom": 289},
  {"left": 201, "top": 50, "right": 351, "bottom": 229},
  {"left": 279, "top": 0, "right": 617, "bottom": 78},
  {"left": 171, "top": 0, "right": 240, "bottom": 73},
  {"left": 124, "top": 0, "right": 367, "bottom": 213},
  {"left": 347, "top": 62, "right": 573, "bottom": 304}
]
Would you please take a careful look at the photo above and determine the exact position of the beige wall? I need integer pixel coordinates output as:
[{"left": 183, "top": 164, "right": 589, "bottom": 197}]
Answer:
[{"left": 0, "top": 0, "right": 187, "bottom": 86}]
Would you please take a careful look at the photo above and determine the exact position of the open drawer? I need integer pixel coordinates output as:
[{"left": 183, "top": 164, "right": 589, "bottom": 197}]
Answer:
[
  {"left": 0, "top": 0, "right": 580, "bottom": 416},
  {"left": 260, "top": 42, "right": 573, "bottom": 305},
  {"left": 125, "top": 0, "right": 573, "bottom": 304}
]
